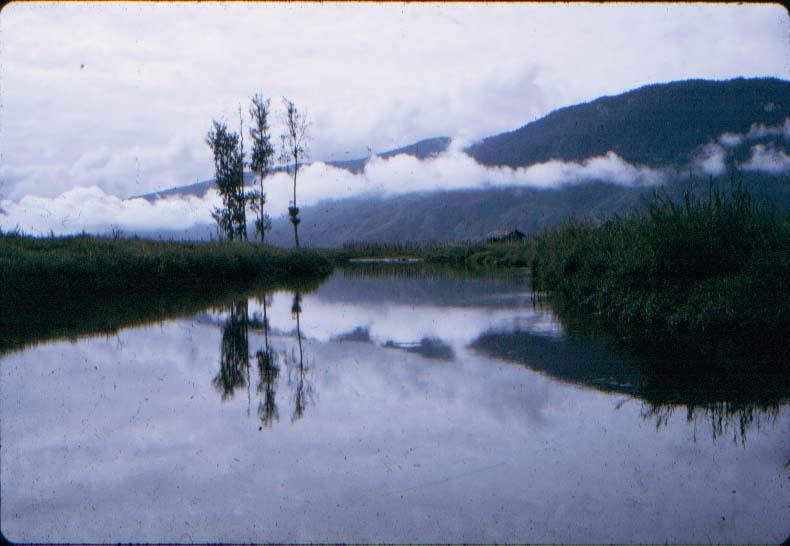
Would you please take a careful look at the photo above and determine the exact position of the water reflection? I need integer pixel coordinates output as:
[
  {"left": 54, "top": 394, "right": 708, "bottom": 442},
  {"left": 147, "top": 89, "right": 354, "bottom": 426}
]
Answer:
[
  {"left": 213, "top": 300, "right": 251, "bottom": 401},
  {"left": 470, "top": 327, "right": 788, "bottom": 445},
  {"left": 201, "top": 264, "right": 786, "bottom": 445},
  {"left": 639, "top": 402, "right": 782, "bottom": 446},
  {"left": 0, "top": 274, "right": 329, "bottom": 357},
  {"left": 285, "top": 292, "right": 313, "bottom": 422},
  {"left": 331, "top": 326, "right": 373, "bottom": 343},
  {"left": 383, "top": 337, "right": 456, "bottom": 361},
  {"left": 254, "top": 294, "right": 279, "bottom": 427},
  {"left": 2, "top": 264, "right": 788, "bottom": 543},
  {"left": 213, "top": 291, "right": 314, "bottom": 424}
]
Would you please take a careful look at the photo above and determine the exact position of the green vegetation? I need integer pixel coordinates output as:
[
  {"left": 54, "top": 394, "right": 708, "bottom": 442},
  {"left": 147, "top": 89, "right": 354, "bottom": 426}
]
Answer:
[
  {"left": 206, "top": 94, "right": 309, "bottom": 246},
  {"left": 279, "top": 97, "right": 310, "bottom": 248},
  {"left": 467, "top": 78, "right": 789, "bottom": 168},
  {"left": 527, "top": 180, "right": 789, "bottom": 349},
  {"left": 427, "top": 240, "right": 528, "bottom": 267},
  {"left": 0, "top": 232, "right": 331, "bottom": 296},
  {"left": 432, "top": 179, "right": 790, "bottom": 363},
  {"left": 207, "top": 118, "right": 248, "bottom": 240},
  {"left": 248, "top": 93, "right": 276, "bottom": 242},
  {"left": 325, "top": 241, "right": 442, "bottom": 262},
  {"left": 0, "top": 232, "right": 331, "bottom": 354}
]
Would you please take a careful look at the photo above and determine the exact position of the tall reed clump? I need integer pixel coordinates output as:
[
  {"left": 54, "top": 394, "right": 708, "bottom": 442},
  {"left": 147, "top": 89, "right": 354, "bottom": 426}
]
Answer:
[{"left": 528, "top": 178, "right": 790, "bottom": 356}]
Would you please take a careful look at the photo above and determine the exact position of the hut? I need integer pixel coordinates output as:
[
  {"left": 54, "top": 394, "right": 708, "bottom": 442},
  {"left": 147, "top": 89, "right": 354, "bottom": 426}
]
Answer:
[{"left": 486, "top": 228, "right": 526, "bottom": 244}]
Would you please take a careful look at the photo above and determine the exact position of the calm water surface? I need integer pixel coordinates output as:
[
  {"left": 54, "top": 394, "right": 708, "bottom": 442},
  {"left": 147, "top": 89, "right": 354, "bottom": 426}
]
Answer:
[{"left": 2, "top": 266, "right": 788, "bottom": 542}]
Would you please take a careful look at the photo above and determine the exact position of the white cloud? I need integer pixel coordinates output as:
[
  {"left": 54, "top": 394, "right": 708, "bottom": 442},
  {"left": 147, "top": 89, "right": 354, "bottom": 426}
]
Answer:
[
  {"left": 696, "top": 118, "right": 790, "bottom": 175},
  {"left": 0, "top": 186, "right": 221, "bottom": 236},
  {"left": 718, "top": 133, "right": 743, "bottom": 148},
  {"left": 746, "top": 118, "right": 790, "bottom": 141},
  {"left": 739, "top": 144, "right": 790, "bottom": 174},
  {"left": 0, "top": 148, "right": 666, "bottom": 235},
  {"left": 0, "top": 3, "right": 787, "bottom": 201},
  {"left": 716, "top": 118, "right": 790, "bottom": 150},
  {"left": 270, "top": 147, "right": 666, "bottom": 216},
  {"left": 9, "top": 110, "right": 790, "bottom": 236},
  {"left": 693, "top": 143, "right": 727, "bottom": 176}
]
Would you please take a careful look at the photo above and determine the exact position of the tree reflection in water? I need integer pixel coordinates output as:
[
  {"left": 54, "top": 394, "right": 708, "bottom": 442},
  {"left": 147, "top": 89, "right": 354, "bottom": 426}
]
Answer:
[
  {"left": 285, "top": 292, "right": 313, "bottom": 422},
  {"left": 212, "top": 300, "right": 250, "bottom": 401},
  {"left": 214, "top": 291, "right": 313, "bottom": 426},
  {"left": 255, "top": 293, "right": 279, "bottom": 427}
]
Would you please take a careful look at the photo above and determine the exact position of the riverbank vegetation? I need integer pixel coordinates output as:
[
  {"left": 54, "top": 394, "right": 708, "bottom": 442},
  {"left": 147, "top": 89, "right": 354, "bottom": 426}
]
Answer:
[
  {"left": 324, "top": 241, "right": 442, "bottom": 262},
  {"left": 0, "top": 231, "right": 331, "bottom": 296},
  {"left": 0, "top": 232, "right": 330, "bottom": 354},
  {"left": 432, "top": 179, "right": 790, "bottom": 363}
]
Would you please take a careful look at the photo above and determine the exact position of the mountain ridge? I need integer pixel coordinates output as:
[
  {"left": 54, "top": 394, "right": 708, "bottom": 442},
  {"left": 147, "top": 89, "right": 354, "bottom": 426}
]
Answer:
[
  {"left": 132, "top": 136, "right": 452, "bottom": 201},
  {"left": 128, "top": 77, "right": 789, "bottom": 245}
]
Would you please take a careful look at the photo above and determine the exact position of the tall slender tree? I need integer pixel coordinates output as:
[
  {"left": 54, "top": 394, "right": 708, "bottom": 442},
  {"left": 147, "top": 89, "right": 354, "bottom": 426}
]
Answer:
[
  {"left": 206, "top": 118, "right": 247, "bottom": 240},
  {"left": 207, "top": 120, "right": 238, "bottom": 240},
  {"left": 248, "top": 93, "right": 275, "bottom": 243},
  {"left": 236, "top": 106, "right": 248, "bottom": 241},
  {"left": 279, "top": 97, "right": 310, "bottom": 248}
]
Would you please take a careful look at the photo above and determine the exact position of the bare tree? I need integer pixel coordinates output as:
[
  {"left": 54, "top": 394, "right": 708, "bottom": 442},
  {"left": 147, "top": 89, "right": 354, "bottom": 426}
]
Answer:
[
  {"left": 279, "top": 97, "right": 310, "bottom": 248},
  {"left": 248, "top": 93, "right": 275, "bottom": 243}
]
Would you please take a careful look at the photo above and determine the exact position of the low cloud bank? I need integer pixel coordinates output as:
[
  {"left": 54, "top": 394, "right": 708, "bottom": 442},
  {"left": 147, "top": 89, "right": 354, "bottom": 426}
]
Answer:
[
  {"left": 695, "top": 117, "right": 790, "bottom": 176},
  {"left": 0, "top": 186, "right": 222, "bottom": 236},
  {"left": 740, "top": 144, "right": 790, "bottom": 174},
  {"left": 692, "top": 144, "right": 728, "bottom": 177},
  {"left": 8, "top": 120, "right": 790, "bottom": 236},
  {"left": 1, "top": 148, "right": 666, "bottom": 235},
  {"left": 718, "top": 118, "right": 790, "bottom": 149}
]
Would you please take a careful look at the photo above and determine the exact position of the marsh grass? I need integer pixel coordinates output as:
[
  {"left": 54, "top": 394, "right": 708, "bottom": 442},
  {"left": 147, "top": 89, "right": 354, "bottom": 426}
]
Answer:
[
  {"left": 528, "top": 178, "right": 790, "bottom": 358},
  {"left": 432, "top": 178, "right": 790, "bottom": 365},
  {"left": 0, "top": 233, "right": 332, "bottom": 295},
  {"left": 0, "top": 233, "right": 332, "bottom": 354},
  {"left": 323, "top": 240, "right": 448, "bottom": 262}
]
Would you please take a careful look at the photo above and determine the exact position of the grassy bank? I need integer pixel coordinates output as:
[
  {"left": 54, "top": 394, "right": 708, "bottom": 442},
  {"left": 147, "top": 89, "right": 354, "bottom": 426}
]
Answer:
[
  {"left": 0, "top": 232, "right": 332, "bottom": 296},
  {"left": 0, "top": 233, "right": 332, "bottom": 354},
  {"left": 321, "top": 241, "right": 443, "bottom": 262},
  {"left": 427, "top": 240, "right": 529, "bottom": 267},
  {"left": 432, "top": 179, "right": 790, "bottom": 362}
]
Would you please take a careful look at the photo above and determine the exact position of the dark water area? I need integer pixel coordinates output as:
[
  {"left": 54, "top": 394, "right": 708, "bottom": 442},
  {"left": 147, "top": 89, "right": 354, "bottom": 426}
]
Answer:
[{"left": 1, "top": 264, "right": 788, "bottom": 542}]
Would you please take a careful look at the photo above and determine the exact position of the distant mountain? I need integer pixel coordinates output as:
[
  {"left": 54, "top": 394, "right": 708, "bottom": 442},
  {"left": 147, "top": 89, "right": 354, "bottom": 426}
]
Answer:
[
  {"left": 260, "top": 173, "right": 789, "bottom": 247},
  {"left": 125, "top": 171, "right": 789, "bottom": 246},
  {"left": 466, "top": 78, "right": 789, "bottom": 168},
  {"left": 132, "top": 137, "right": 451, "bottom": 201},
  {"left": 130, "top": 78, "right": 789, "bottom": 245},
  {"left": 132, "top": 173, "right": 252, "bottom": 201},
  {"left": 328, "top": 136, "right": 451, "bottom": 174},
  {"left": 380, "top": 136, "right": 451, "bottom": 160},
  {"left": 265, "top": 183, "right": 649, "bottom": 247}
]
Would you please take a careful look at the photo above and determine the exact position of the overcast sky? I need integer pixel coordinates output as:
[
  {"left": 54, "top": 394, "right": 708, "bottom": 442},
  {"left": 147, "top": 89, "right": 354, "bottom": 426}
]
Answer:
[{"left": 1, "top": 2, "right": 788, "bottom": 210}]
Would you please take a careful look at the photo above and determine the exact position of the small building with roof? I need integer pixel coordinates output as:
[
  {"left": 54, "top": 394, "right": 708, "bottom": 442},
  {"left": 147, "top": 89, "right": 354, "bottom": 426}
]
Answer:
[{"left": 486, "top": 228, "right": 526, "bottom": 244}]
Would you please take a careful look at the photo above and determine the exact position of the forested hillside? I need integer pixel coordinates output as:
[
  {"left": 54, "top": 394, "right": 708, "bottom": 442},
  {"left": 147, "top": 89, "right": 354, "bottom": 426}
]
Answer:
[{"left": 466, "top": 78, "right": 789, "bottom": 167}]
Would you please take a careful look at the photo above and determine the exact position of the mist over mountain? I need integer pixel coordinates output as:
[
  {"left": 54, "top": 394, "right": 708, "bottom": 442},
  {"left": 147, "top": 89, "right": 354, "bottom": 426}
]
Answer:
[
  {"left": 133, "top": 137, "right": 453, "bottom": 201},
  {"left": 327, "top": 137, "right": 452, "bottom": 175},
  {"left": 137, "top": 78, "right": 788, "bottom": 202},
  {"left": 263, "top": 173, "right": 789, "bottom": 247},
  {"left": 11, "top": 78, "right": 788, "bottom": 242}
]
